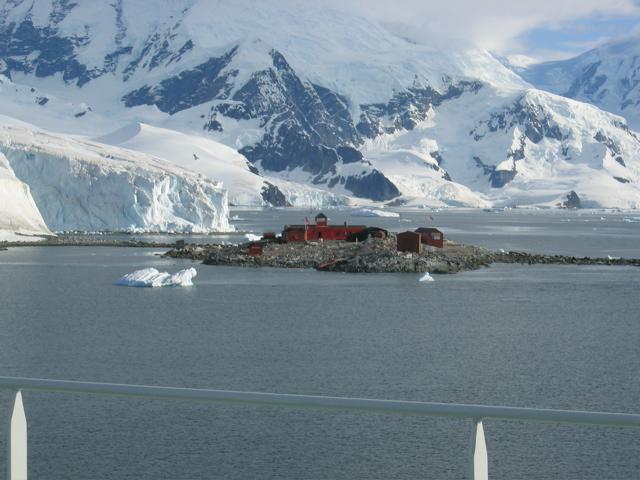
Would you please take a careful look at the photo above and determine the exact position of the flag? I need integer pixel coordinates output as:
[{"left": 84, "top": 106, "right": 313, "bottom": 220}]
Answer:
[
  {"left": 429, "top": 215, "right": 434, "bottom": 222},
  {"left": 305, "top": 216, "right": 310, "bottom": 225}
]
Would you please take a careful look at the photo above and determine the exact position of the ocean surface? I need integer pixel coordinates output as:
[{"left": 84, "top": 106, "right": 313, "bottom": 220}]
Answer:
[{"left": 0, "top": 209, "right": 639, "bottom": 479}]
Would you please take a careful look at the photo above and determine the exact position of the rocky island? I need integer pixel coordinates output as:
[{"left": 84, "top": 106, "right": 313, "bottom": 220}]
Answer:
[
  {"left": 164, "top": 234, "right": 640, "bottom": 274},
  {"left": 3, "top": 219, "right": 638, "bottom": 275}
]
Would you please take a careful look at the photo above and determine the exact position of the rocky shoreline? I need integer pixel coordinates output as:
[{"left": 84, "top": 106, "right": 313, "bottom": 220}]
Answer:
[
  {"left": 0, "top": 235, "right": 179, "bottom": 249},
  {"left": 165, "top": 236, "right": 640, "bottom": 274}
]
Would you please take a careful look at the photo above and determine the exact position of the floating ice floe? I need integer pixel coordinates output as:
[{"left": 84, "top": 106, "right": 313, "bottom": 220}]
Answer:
[
  {"left": 419, "top": 272, "right": 435, "bottom": 282},
  {"left": 114, "top": 267, "right": 197, "bottom": 287},
  {"left": 352, "top": 208, "right": 400, "bottom": 218},
  {"left": 244, "top": 233, "right": 262, "bottom": 242}
]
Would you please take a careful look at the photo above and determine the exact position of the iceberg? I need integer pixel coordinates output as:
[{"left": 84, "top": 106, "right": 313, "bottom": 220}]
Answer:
[
  {"left": 244, "top": 233, "right": 262, "bottom": 242},
  {"left": 352, "top": 209, "right": 400, "bottom": 218},
  {"left": 115, "top": 267, "right": 197, "bottom": 287},
  {"left": 419, "top": 272, "right": 435, "bottom": 282}
]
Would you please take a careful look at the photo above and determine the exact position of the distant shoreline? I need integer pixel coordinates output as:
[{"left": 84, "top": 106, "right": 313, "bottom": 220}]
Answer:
[
  {"left": 0, "top": 232, "right": 245, "bottom": 249},
  {"left": 0, "top": 236, "right": 180, "bottom": 249}
]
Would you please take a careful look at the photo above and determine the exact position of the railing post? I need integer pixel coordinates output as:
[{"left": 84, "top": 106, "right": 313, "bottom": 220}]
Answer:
[
  {"left": 8, "top": 391, "right": 27, "bottom": 480},
  {"left": 469, "top": 418, "right": 488, "bottom": 480}
]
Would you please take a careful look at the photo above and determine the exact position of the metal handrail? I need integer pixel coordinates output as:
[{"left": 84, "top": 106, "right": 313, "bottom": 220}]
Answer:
[
  {"left": 1, "top": 376, "right": 639, "bottom": 427},
  {"left": 3, "top": 376, "right": 640, "bottom": 480}
]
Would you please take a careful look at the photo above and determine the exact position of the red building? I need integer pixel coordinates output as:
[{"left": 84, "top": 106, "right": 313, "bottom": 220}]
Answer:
[
  {"left": 415, "top": 227, "right": 444, "bottom": 248},
  {"left": 248, "top": 243, "right": 263, "bottom": 256},
  {"left": 282, "top": 213, "right": 365, "bottom": 242},
  {"left": 397, "top": 231, "right": 423, "bottom": 253}
]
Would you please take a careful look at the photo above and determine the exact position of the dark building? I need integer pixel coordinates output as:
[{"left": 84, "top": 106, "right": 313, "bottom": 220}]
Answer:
[
  {"left": 397, "top": 231, "right": 423, "bottom": 253},
  {"left": 346, "top": 227, "right": 388, "bottom": 242},
  {"left": 415, "top": 227, "right": 444, "bottom": 248},
  {"left": 282, "top": 213, "right": 365, "bottom": 242}
]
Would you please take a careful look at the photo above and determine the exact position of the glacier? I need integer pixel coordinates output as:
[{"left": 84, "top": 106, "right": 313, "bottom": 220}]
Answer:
[
  {"left": 0, "top": 151, "right": 52, "bottom": 241},
  {"left": 0, "top": 117, "right": 232, "bottom": 233}
]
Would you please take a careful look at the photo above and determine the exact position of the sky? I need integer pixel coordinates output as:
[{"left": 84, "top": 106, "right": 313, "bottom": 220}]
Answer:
[{"left": 324, "top": 0, "right": 640, "bottom": 62}]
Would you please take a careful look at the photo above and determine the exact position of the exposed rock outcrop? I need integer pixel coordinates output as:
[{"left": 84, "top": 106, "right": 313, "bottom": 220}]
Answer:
[{"left": 562, "top": 191, "right": 582, "bottom": 209}]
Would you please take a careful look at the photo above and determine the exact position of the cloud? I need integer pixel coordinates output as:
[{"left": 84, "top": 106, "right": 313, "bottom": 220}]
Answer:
[{"left": 315, "top": 0, "right": 640, "bottom": 54}]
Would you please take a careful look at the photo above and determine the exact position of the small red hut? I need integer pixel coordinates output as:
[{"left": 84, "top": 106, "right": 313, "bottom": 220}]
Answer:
[
  {"left": 248, "top": 243, "right": 263, "bottom": 256},
  {"left": 282, "top": 213, "right": 365, "bottom": 243},
  {"left": 415, "top": 227, "right": 444, "bottom": 248},
  {"left": 397, "top": 231, "right": 423, "bottom": 254}
]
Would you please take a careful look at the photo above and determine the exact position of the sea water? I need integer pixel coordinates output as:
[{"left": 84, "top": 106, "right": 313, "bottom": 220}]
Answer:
[{"left": 0, "top": 210, "right": 638, "bottom": 479}]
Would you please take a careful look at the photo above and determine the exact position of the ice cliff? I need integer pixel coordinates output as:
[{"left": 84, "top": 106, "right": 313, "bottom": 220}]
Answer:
[
  {"left": 0, "top": 151, "right": 52, "bottom": 240},
  {"left": 0, "top": 118, "right": 231, "bottom": 233}
]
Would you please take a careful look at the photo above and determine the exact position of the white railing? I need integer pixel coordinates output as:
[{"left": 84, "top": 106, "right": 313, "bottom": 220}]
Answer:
[{"left": 2, "top": 376, "right": 640, "bottom": 480}]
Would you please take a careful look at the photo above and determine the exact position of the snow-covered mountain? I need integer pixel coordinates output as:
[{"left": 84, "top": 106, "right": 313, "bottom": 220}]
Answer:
[
  {"left": 0, "top": 116, "right": 231, "bottom": 232},
  {"left": 0, "top": 151, "right": 51, "bottom": 241},
  {"left": 521, "top": 36, "right": 640, "bottom": 131},
  {"left": 93, "top": 122, "right": 348, "bottom": 208},
  {"left": 368, "top": 87, "right": 640, "bottom": 208},
  {"left": 0, "top": 0, "right": 639, "bottom": 210}
]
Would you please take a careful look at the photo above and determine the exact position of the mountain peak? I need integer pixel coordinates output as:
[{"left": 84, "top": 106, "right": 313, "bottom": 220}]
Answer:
[{"left": 520, "top": 35, "right": 640, "bottom": 130}]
